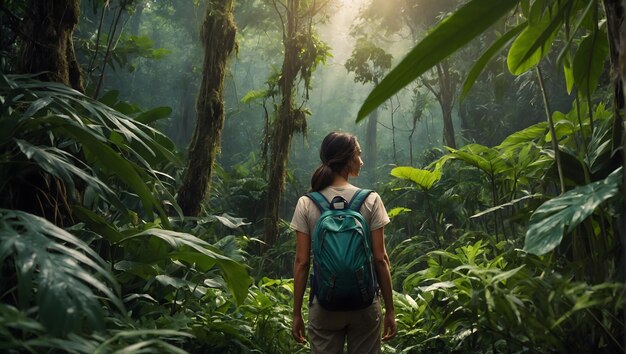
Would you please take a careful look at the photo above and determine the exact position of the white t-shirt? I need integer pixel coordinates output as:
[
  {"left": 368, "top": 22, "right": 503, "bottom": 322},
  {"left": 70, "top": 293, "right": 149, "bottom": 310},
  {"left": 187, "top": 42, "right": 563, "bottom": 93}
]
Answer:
[{"left": 290, "top": 184, "right": 391, "bottom": 236}]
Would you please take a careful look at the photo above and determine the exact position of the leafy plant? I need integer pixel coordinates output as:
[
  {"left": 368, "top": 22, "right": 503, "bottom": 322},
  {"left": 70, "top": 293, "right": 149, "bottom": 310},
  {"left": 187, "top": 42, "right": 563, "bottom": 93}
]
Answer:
[
  {"left": 389, "top": 236, "right": 624, "bottom": 353},
  {"left": 0, "top": 209, "right": 123, "bottom": 336},
  {"left": 0, "top": 74, "right": 180, "bottom": 224},
  {"left": 525, "top": 167, "right": 622, "bottom": 255}
]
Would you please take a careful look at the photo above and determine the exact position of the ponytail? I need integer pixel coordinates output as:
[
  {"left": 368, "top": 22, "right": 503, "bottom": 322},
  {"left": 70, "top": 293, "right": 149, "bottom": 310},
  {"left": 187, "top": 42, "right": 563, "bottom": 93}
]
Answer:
[
  {"left": 310, "top": 131, "right": 359, "bottom": 191},
  {"left": 311, "top": 164, "right": 335, "bottom": 191}
]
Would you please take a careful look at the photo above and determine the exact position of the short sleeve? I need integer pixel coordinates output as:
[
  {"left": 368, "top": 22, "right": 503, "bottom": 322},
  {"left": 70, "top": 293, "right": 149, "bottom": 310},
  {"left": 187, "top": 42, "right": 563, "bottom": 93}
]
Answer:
[
  {"left": 367, "top": 192, "right": 390, "bottom": 231},
  {"left": 290, "top": 196, "right": 311, "bottom": 235}
]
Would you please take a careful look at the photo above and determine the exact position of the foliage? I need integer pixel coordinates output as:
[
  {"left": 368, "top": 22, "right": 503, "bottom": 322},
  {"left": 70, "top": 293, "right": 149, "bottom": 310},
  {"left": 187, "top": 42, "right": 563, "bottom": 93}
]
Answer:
[
  {"left": 0, "top": 74, "right": 254, "bottom": 352},
  {"left": 0, "top": 74, "right": 179, "bottom": 223},
  {"left": 2, "top": 0, "right": 625, "bottom": 352},
  {"left": 524, "top": 167, "right": 622, "bottom": 255},
  {"left": 0, "top": 209, "right": 123, "bottom": 336},
  {"left": 357, "top": 0, "right": 520, "bottom": 121},
  {"left": 388, "top": 235, "right": 624, "bottom": 353},
  {"left": 345, "top": 37, "right": 392, "bottom": 85}
]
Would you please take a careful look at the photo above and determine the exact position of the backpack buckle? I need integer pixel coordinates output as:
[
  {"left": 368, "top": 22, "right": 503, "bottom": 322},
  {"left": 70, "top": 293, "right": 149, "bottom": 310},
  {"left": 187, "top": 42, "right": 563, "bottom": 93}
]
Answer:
[{"left": 330, "top": 196, "right": 348, "bottom": 210}]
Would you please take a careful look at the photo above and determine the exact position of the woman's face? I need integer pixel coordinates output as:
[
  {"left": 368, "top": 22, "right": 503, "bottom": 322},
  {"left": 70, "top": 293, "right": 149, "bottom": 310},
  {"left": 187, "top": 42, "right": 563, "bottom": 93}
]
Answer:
[{"left": 349, "top": 143, "right": 364, "bottom": 177}]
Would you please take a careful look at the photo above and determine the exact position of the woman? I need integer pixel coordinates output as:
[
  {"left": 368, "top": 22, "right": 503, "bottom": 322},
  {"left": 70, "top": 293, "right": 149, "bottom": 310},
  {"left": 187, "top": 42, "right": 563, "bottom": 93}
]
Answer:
[{"left": 290, "top": 131, "right": 396, "bottom": 353}]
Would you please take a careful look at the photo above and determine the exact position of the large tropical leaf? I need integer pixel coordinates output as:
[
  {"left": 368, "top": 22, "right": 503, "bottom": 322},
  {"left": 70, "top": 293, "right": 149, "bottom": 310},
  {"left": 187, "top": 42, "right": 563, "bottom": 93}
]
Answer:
[
  {"left": 14, "top": 140, "right": 125, "bottom": 210},
  {"left": 0, "top": 209, "right": 124, "bottom": 336},
  {"left": 447, "top": 144, "right": 511, "bottom": 176},
  {"left": 498, "top": 122, "right": 548, "bottom": 147},
  {"left": 471, "top": 193, "right": 543, "bottom": 219},
  {"left": 524, "top": 167, "right": 622, "bottom": 255},
  {"left": 573, "top": 29, "right": 609, "bottom": 97},
  {"left": 0, "top": 74, "right": 180, "bottom": 225},
  {"left": 390, "top": 166, "right": 441, "bottom": 191},
  {"left": 461, "top": 22, "right": 527, "bottom": 100},
  {"left": 118, "top": 228, "right": 251, "bottom": 306},
  {"left": 507, "top": 1, "right": 567, "bottom": 75},
  {"left": 356, "top": 0, "right": 520, "bottom": 121}
]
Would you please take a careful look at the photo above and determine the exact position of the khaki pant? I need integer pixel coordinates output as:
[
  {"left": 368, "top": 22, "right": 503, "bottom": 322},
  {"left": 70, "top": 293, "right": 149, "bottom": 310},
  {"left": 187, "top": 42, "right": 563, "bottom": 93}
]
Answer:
[{"left": 308, "top": 297, "right": 382, "bottom": 354}]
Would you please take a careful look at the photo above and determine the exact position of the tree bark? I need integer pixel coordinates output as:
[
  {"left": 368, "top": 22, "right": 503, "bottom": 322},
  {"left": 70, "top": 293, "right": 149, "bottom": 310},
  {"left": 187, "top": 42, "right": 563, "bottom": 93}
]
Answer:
[
  {"left": 176, "top": 0, "right": 237, "bottom": 216},
  {"left": 18, "top": 0, "right": 84, "bottom": 92},
  {"left": 263, "top": 0, "right": 300, "bottom": 248},
  {"left": 365, "top": 107, "right": 378, "bottom": 182},
  {"left": 129, "top": 1, "right": 145, "bottom": 36},
  {"left": 601, "top": 1, "right": 625, "bottom": 350},
  {"left": 437, "top": 61, "right": 457, "bottom": 149}
]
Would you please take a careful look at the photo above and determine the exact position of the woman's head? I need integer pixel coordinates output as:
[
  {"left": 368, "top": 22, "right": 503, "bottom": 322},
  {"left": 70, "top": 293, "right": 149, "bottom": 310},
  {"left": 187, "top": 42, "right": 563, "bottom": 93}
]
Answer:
[{"left": 310, "top": 131, "right": 363, "bottom": 191}]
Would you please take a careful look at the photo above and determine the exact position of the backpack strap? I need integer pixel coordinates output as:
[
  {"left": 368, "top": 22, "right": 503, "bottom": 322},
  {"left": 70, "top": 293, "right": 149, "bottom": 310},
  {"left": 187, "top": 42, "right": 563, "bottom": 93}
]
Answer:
[
  {"left": 305, "top": 191, "right": 330, "bottom": 213},
  {"left": 348, "top": 189, "right": 373, "bottom": 212}
]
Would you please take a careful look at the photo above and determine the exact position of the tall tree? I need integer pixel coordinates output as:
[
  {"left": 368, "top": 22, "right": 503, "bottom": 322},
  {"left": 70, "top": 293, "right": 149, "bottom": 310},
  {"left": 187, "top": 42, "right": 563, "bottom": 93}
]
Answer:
[
  {"left": 129, "top": 0, "right": 145, "bottom": 36},
  {"left": 422, "top": 60, "right": 458, "bottom": 148},
  {"left": 177, "top": 0, "right": 237, "bottom": 216},
  {"left": 357, "top": 0, "right": 460, "bottom": 148},
  {"left": 262, "top": 0, "right": 330, "bottom": 247},
  {"left": 345, "top": 37, "right": 392, "bottom": 181},
  {"left": 18, "top": 0, "right": 84, "bottom": 92}
]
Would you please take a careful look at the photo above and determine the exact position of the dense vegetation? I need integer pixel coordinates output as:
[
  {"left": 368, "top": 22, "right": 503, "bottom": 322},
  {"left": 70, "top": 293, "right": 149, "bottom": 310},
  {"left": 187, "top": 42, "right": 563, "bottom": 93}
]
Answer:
[{"left": 1, "top": 0, "right": 624, "bottom": 353}]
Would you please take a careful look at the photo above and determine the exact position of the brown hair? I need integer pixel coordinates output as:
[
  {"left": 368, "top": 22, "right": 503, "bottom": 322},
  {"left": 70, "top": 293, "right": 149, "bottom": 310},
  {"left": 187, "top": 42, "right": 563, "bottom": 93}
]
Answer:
[{"left": 310, "top": 132, "right": 360, "bottom": 191}]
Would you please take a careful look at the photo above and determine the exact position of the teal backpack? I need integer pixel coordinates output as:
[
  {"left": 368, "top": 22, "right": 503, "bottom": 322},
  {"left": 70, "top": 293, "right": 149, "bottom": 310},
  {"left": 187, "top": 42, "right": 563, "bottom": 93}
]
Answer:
[{"left": 306, "top": 189, "right": 377, "bottom": 311}]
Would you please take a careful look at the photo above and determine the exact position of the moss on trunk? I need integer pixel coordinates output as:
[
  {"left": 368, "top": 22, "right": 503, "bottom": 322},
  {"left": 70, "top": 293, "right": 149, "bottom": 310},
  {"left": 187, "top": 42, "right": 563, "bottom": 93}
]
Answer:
[
  {"left": 176, "top": 0, "right": 237, "bottom": 216},
  {"left": 18, "top": 0, "right": 84, "bottom": 92},
  {"left": 263, "top": 0, "right": 301, "bottom": 248}
]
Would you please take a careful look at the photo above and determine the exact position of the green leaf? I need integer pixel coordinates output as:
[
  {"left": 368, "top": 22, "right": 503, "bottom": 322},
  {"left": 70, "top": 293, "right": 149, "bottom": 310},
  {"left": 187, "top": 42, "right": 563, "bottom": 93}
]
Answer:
[
  {"left": 587, "top": 116, "right": 613, "bottom": 174},
  {"left": 241, "top": 89, "right": 268, "bottom": 103},
  {"left": 390, "top": 166, "right": 441, "bottom": 190},
  {"left": 0, "top": 209, "right": 124, "bottom": 336},
  {"left": 447, "top": 144, "right": 510, "bottom": 175},
  {"left": 71, "top": 206, "right": 125, "bottom": 243},
  {"left": 60, "top": 124, "right": 166, "bottom": 221},
  {"left": 471, "top": 193, "right": 543, "bottom": 218},
  {"left": 98, "top": 90, "right": 120, "bottom": 106},
  {"left": 524, "top": 168, "right": 622, "bottom": 255},
  {"left": 419, "top": 281, "right": 455, "bottom": 292},
  {"left": 388, "top": 207, "right": 412, "bottom": 218},
  {"left": 461, "top": 22, "right": 526, "bottom": 100},
  {"left": 119, "top": 228, "right": 251, "bottom": 306},
  {"left": 134, "top": 106, "right": 172, "bottom": 125},
  {"left": 213, "top": 214, "right": 251, "bottom": 229},
  {"left": 556, "top": 0, "right": 596, "bottom": 68},
  {"left": 507, "top": 2, "right": 566, "bottom": 75},
  {"left": 356, "top": 0, "right": 520, "bottom": 121},
  {"left": 22, "top": 97, "right": 53, "bottom": 119},
  {"left": 94, "top": 329, "right": 193, "bottom": 354},
  {"left": 498, "top": 122, "right": 548, "bottom": 147},
  {"left": 154, "top": 274, "right": 193, "bottom": 290},
  {"left": 563, "top": 56, "right": 575, "bottom": 94},
  {"left": 573, "top": 29, "right": 609, "bottom": 97}
]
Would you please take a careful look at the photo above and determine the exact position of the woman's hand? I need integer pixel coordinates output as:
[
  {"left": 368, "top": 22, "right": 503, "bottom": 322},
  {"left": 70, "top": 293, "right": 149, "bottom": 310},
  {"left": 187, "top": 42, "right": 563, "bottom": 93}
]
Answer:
[
  {"left": 292, "top": 314, "right": 307, "bottom": 343},
  {"left": 382, "top": 310, "right": 397, "bottom": 341}
]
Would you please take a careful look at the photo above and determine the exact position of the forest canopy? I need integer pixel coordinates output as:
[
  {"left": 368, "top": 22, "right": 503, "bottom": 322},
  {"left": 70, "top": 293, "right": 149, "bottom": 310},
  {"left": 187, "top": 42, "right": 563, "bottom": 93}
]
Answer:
[{"left": 0, "top": 0, "right": 625, "bottom": 353}]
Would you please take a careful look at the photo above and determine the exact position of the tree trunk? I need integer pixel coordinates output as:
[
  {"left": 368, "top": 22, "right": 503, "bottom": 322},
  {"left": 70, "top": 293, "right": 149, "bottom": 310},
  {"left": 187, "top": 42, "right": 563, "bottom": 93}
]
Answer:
[
  {"left": 437, "top": 61, "right": 457, "bottom": 149},
  {"left": 263, "top": 0, "right": 300, "bottom": 248},
  {"left": 176, "top": 73, "right": 197, "bottom": 147},
  {"left": 18, "top": 0, "right": 84, "bottom": 92},
  {"left": 129, "top": 1, "right": 145, "bottom": 36},
  {"left": 176, "top": 0, "right": 237, "bottom": 217},
  {"left": 365, "top": 107, "right": 378, "bottom": 182},
  {"left": 601, "top": 1, "right": 625, "bottom": 350},
  {"left": 10, "top": 0, "right": 83, "bottom": 225}
]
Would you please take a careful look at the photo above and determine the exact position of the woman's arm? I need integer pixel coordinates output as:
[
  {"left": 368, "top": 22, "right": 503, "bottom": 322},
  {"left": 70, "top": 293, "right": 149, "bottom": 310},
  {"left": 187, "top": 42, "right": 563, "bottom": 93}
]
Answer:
[
  {"left": 371, "top": 227, "right": 397, "bottom": 341},
  {"left": 292, "top": 231, "right": 311, "bottom": 343}
]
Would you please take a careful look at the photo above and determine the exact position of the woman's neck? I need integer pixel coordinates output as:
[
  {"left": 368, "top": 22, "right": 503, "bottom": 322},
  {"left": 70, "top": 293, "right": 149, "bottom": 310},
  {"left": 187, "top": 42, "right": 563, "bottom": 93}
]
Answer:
[{"left": 331, "top": 174, "right": 350, "bottom": 187}]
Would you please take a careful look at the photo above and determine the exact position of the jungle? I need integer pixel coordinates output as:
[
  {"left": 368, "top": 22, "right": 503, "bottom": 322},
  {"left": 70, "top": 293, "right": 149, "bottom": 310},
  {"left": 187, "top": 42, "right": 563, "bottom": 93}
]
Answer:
[{"left": 0, "top": 0, "right": 625, "bottom": 353}]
